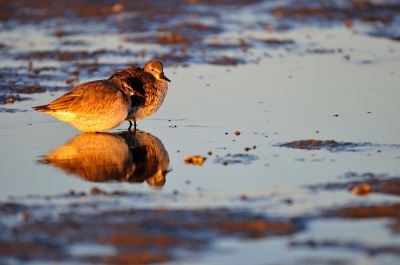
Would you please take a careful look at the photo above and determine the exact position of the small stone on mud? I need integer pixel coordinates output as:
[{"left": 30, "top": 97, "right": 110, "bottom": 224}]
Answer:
[
  {"left": 184, "top": 156, "right": 205, "bottom": 166},
  {"left": 72, "top": 68, "right": 80, "bottom": 75},
  {"left": 240, "top": 194, "right": 248, "bottom": 200},
  {"left": 71, "top": 220, "right": 80, "bottom": 229},
  {"left": 112, "top": 3, "right": 123, "bottom": 12},
  {"left": 283, "top": 198, "right": 293, "bottom": 204},
  {"left": 23, "top": 211, "right": 30, "bottom": 221},
  {"left": 245, "top": 147, "right": 251, "bottom": 152},
  {"left": 66, "top": 76, "right": 76, "bottom": 84},
  {"left": 91, "top": 187, "right": 107, "bottom": 195},
  {"left": 352, "top": 184, "right": 371, "bottom": 196},
  {"left": 208, "top": 151, "right": 212, "bottom": 156},
  {"left": 111, "top": 191, "right": 127, "bottom": 196},
  {"left": 223, "top": 161, "right": 228, "bottom": 166},
  {"left": 345, "top": 19, "right": 352, "bottom": 28},
  {"left": 235, "top": 131, "right": 241, "bottom": 136}
]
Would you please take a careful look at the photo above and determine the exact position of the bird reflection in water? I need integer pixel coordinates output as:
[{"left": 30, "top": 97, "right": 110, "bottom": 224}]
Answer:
[{"left": 39, "top": 131, "right": 171, "bottom": 188}]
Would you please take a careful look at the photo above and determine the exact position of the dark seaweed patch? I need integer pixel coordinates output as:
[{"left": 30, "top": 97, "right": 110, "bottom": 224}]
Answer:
[
  {"left": 279, "top": 140, "right": 400, "bottom": 152},
  {"left": 214, "top": 153, "right": 258, "bottom": 165},
  {"left": 289, "top": 239, "right": 400, "bottom": 256}
]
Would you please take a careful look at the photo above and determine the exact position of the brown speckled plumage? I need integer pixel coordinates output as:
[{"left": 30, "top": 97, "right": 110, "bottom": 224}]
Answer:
[
  {"left": 109, "top": 60, "right": 170, "bottom": 130},
  {"left": 32, "top": 60, "right": 170, "bottom": 132},
  {"left": 32, "top": 78, "right": 134, "bottom": 132}
]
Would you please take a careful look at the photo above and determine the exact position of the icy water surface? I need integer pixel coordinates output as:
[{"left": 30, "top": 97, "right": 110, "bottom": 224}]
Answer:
[{"left": 1, "top": 0, "right": 400, "bottom": 264}]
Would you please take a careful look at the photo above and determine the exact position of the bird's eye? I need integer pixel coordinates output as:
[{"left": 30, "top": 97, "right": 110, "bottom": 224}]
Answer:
[{"left": 151, "top": 69, "right": 154, "bottom": 71}]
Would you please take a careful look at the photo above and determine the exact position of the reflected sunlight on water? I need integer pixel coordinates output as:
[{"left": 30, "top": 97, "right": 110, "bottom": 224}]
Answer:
[{"left": 39, "top": 131, "right": 170, "bottom": 188}]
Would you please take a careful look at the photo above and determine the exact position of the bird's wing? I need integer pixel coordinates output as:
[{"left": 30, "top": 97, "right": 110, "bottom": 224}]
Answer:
[
  {"left": 43, "top": 80, "right": 128, "bottom": 115},
  {"left": 109, "top": 66, "right": 156, "bottom": 97},
  {"left": 109, "top": 66, "right": 143, "bottom": 80},
  {"left": 109, "top": 66, "right": 160, "bottom": 109}
]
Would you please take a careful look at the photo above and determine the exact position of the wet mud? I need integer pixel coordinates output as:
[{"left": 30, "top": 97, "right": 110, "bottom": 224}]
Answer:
[
  {"left": 282, "top": 171, "right": 400, "bottom": 259},
  {"left": 308, "top": 172, "right": 400, "bottom": 227},
  {"left": 3, "top": 185, "right": 400, "bottom": 263},
  {"left": 2, "top": 0, "right": 399, "bottom": 107},
  {"left": 1, "top": 0, "right": 263, "bottom": 107},
  {"left": 324, "top": 203, "right": 400, "bottom": 219},
  {"left": 309, "top": 172, "right": 400, "bottom": 197},
  {"left": 1, "top": 0, "right": 400, "bottom": 264},
  {"left": 271, "top": 0, "right": 400, "bottom": 39},
  {"left": 0, "top": 199, "right": 301, "bottom": 264}
]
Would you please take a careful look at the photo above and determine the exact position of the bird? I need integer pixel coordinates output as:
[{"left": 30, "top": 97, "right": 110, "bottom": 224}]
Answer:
[
  {"left": 32, "top": 60, "right": 170, "bottom": 132},
  {"left": 109, "top": 60, "right": 170, "bottom": 131},
  {"left": 39, "top": 130, "right": 171, "bottom": 187},
  {"left": 33, "top": 79, "right": 141, "bottom": 132},
  {"left": 32, "top": 78, "right": 138, "bottom": 132},
  {"left": 117, "top": 130, "right": 171, "bottom": 187},
  {"left": 39, "top": 132, "right": 135, "bottom": 182}
]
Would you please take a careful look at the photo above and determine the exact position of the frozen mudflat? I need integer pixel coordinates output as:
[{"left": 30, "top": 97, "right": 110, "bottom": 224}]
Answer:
[{"left": 1, "top": 0, "right": 400, "bottom": 264}]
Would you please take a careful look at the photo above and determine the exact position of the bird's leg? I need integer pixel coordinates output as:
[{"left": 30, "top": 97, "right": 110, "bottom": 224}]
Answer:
[
  {"left": 128, "top": 119, "right": 137, "bottom": 133},
  {"left": 133, "top": 119, "right": 137, "bottom": 133}
]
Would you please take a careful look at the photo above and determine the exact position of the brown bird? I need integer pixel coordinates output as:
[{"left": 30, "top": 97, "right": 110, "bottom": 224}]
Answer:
[
  {"left": 109, "top": 60, "right": 170, "bottom": 131},
  {"left": 39, "top": 130, "right": 171, "bottom": 187},
  {"left": 32, "top": 60, "right": 170, "bottom": 132}
]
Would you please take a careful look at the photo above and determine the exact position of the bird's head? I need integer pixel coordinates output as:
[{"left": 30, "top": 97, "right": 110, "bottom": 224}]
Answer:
[{"left": 144, "top": 60, "right": 171, "bottom": 82}]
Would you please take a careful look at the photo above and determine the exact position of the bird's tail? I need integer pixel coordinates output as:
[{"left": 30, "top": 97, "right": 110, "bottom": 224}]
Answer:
[{"left": 32, "top": 105, "right": 50, "bottom": 112}]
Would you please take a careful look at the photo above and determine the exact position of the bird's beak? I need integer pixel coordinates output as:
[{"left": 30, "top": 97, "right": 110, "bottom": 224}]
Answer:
[{"left": 160, "top": 72, "right": 171, "bottom": 82}]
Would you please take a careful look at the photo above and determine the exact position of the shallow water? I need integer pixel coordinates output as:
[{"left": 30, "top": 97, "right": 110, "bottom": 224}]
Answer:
[
  {"left": 2, "top": 26, "right": 400, "bottom": 199},
  {"left": 1, "top": 1, "right": 400, "bottom": 264}
]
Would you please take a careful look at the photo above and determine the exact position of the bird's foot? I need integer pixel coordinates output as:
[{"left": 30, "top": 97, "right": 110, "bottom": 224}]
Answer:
[{"left": 128, "top": 120, "right": 137, "bottom": 133}]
